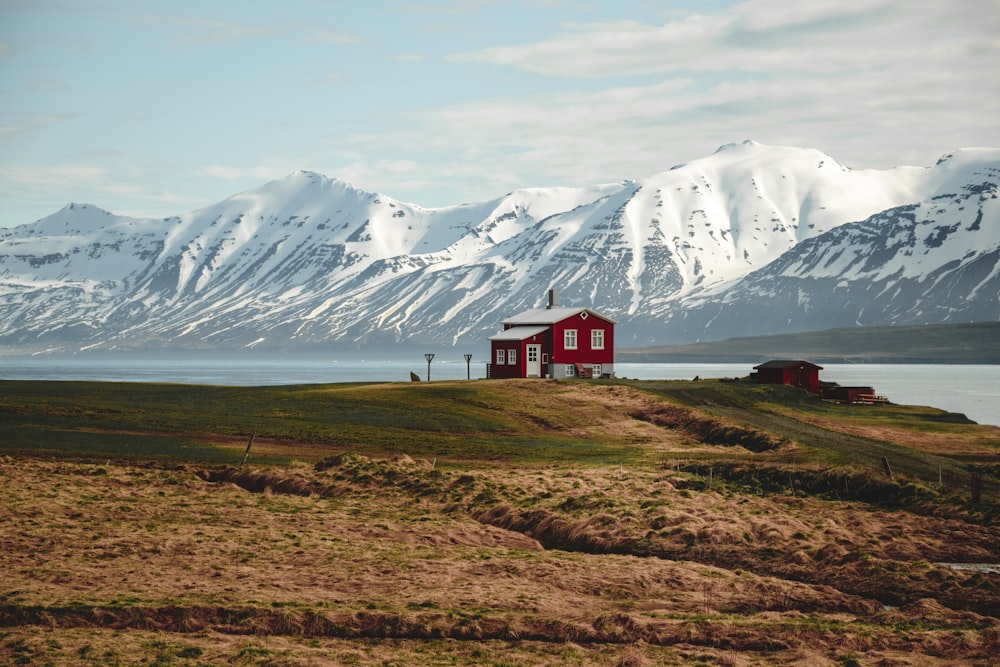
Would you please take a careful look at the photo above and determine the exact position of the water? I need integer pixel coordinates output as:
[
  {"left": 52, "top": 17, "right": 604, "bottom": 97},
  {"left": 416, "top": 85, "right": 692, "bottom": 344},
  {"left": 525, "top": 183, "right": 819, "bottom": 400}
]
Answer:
[
  {"left": 1, "top": 358, "right": 997, "bottom": 426},
  {"left": 0, "top": 358, "right": 467, "bottom": 386},
  {"left": 809, "top": 364, "right": 1000, "bottom": 428}
]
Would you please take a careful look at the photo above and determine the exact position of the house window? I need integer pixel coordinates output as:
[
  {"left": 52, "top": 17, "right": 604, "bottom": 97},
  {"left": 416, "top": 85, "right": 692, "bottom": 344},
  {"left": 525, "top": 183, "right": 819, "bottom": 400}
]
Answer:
[
  {"left": 591, "top": 329, "right": 605, "bottom": 350},
  {"left": 564, "top": 364, "right": 575, "bottom": 377},
  {"left": 592, "top": 364, "right": 602, "bottom": 377},
  {"left": 508, "top": 348, "right": 517, "bottom": 365},
  {"left": 564, "top": 329, "right": 577, "bottom": 349},
  {"left": 496, "top": 349, "right": 505, "bottom": 365}
]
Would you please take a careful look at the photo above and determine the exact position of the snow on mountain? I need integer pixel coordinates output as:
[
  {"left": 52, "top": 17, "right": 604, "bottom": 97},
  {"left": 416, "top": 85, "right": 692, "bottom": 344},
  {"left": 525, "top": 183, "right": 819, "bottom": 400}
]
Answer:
[
  {"left": 1, "top": 142, "right": 997, "bottom": 354},
  {"left": 660, "top": 148, "right": 1000, "bottom": 341}
]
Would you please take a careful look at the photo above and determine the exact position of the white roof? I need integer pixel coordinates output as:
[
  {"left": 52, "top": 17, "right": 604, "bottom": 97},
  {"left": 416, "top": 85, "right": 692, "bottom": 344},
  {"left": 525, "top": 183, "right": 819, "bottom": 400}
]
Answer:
[
  {"left": 503, "top": 306, "right": 615, "bottom": 325},
  {"left": 489, "top": 325, "right": 550, "bottom": 341}
]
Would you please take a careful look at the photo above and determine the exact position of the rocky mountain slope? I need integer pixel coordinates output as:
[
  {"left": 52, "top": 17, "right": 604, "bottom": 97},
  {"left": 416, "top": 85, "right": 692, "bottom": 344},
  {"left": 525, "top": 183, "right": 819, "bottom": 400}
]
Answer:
[{"left": 1, "top": 141, "right": 997, "bottom": 354}]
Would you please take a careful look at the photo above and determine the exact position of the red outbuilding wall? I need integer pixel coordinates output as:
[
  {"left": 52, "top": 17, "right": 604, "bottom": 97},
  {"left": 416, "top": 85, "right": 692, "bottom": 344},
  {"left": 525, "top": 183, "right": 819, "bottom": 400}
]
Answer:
[{"left": 754, "top": 361, "right": 822, "bottom": 394}]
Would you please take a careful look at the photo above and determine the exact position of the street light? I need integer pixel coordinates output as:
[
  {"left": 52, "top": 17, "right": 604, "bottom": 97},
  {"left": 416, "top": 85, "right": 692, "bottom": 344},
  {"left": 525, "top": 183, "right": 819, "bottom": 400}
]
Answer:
[
  {"left": 425, "top": 353, "right": 435, "bottom": 381},
  {"left": 464, "top": 353, "right": 473, "bottom": 380}
]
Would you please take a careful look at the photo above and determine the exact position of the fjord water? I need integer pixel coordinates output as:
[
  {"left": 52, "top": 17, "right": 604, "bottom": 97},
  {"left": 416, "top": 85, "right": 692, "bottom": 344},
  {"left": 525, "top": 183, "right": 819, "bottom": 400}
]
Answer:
[{"left": 1, "top": 359, "right": 997, "bottom": 427}]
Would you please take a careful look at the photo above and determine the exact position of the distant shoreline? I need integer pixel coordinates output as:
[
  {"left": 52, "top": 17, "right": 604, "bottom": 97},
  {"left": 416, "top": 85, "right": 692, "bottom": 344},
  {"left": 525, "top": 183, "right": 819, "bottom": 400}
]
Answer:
[
  {"left": 618, "top": 322, "right": 1000, "bottom": 365},
  {"left": 617, "top": 354, "right": 1000, "bottom": 364},
  {"left": 1, "top": 322, "right": 997, "bottom": 364}
]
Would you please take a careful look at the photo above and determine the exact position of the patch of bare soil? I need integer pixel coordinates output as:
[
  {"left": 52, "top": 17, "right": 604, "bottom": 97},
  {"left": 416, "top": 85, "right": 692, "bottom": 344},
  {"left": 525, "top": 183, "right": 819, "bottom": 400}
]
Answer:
[{"left": 2, "top": 454, "right": 999, "bottom": 666}]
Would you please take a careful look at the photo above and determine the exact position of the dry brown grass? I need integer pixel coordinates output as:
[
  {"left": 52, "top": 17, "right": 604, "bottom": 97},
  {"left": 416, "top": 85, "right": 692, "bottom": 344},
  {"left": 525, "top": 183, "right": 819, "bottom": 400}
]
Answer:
[
  {"left": 2, "top": 452, "right": 999, "bottom": 666},
  {"left": 768, "top": 404, "right": 1000, "bottom": 460},
  {"left": 631, "top": 403, "right": 784, "bottom": 452},
  {"left": 2, "top": 378, "right": 999, "bottom": 665}
]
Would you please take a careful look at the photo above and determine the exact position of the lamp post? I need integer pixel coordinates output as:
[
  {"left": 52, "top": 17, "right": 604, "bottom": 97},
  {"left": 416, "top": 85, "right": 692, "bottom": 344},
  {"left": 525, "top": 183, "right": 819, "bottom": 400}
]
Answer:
[
  {"left": 464, "top": 353, "right": 473, "bottom": 380},
  {"left": 425, "top": 353, "right": 434, "bottom": 382}
]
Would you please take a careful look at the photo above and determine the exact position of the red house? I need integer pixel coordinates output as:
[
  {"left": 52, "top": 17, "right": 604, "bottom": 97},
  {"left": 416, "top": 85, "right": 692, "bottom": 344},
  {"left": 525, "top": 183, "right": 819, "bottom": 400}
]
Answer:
[
  {"left": 488, "top": 290, "right": 615, "bottom": 379},
  {"left": 752, "top": 360, "right": 823, "bottom": 394}
]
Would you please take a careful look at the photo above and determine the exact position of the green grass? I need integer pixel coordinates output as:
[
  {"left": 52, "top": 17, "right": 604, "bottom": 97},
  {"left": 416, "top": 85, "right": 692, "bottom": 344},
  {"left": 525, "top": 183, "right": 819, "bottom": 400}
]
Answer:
[
  {"left": 0, "top": 379, "right": 636, "bottom": 465},
  {"left": 2, "top": 378, "right": 997, "bottom": 490},
  {"left": 0, "top": 425, "right": 236, "bottom": 463},
  {"left": 3, "top": 377, "right": 999, "bottom": 667},
  {"left": 620, "top": 378, "right": 999, "bottom": 494}
]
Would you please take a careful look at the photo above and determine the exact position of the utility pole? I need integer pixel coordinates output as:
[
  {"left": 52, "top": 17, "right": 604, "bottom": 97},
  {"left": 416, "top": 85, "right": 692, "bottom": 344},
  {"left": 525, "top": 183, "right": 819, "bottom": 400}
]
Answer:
[
  {"left": 425, "top": 353, "right": 435, "bottom": 382},
  {"left": 464, "top": 353, "right": 473, "bottom": 380}
]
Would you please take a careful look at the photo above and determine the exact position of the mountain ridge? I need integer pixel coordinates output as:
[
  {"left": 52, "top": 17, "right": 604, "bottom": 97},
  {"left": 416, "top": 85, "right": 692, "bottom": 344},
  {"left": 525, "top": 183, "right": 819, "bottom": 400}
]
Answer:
[
  {"left": 618, "top": 321, "right": 1000, "bottom": 364},
  {"left": 1, "top": 141, "right": 998, "bottom": 355}
]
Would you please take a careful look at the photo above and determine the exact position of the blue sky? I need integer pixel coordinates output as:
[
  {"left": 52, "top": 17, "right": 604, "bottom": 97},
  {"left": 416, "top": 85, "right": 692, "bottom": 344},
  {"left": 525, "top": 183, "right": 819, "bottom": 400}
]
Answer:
[{"left": 1, "top": 0, "right": 997, "bottom": 226}]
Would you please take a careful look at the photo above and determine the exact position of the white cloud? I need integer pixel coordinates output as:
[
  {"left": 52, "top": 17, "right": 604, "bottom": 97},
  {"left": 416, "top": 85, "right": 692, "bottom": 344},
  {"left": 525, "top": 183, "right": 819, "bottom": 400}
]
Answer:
[
  {"left": 335, "top": 159, "right": 430, "bottom": 190},
  {"left": 414, "top": 0, "right": 999, "bottom": 183},
  {"left": 48, "top": 0, "right": 992, "bottom": 213},
  {"left": 449, "top": 0, "right": 998, "bottom": 79},
  {"left": 3, "top": 0, "right": 997, "bottom": 222},
  {"left": 0, "top": 163, "right": 106, "bottom": 188},
  {"left": 197, "top": 165, "right": 287, "bottom": 181},
  {"left": 0, "top": 163, "right": 196, "bottom": 222}
]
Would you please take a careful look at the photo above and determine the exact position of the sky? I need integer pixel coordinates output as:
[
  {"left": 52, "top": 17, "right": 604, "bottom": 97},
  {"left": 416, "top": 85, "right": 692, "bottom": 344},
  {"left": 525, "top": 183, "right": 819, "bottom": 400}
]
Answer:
[{"left": 1, "top": 0, "right": 998, "bottom": 227}]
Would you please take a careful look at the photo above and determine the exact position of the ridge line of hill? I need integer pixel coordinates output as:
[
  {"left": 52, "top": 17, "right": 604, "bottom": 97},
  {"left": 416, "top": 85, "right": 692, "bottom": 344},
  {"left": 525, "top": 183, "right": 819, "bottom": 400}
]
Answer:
[{"left": 617, "top": 322, "right": 1000, "bottom": 363}]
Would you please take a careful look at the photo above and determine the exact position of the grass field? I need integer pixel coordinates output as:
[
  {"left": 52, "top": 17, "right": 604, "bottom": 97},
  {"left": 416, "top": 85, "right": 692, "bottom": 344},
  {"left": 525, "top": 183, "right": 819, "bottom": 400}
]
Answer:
[{"left": 1, "top": 377, "right": 999, "bottom": 665}]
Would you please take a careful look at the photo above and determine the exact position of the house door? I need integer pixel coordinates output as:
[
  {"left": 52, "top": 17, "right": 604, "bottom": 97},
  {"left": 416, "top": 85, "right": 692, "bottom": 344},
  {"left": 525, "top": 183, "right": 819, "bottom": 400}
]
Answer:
[{"left": 526, "top": 344, "right": 541, "bottom": 377}]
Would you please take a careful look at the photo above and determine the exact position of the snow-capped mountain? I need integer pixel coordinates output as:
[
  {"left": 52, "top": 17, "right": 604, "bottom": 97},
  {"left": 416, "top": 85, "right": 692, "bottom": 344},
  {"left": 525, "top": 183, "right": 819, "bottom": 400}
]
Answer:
[
  {"left": 1, "top": 141, "right": 997, "bottom": 355},
  {"left": 660, "top": 149, "right": 1000, "bottom": 341}
]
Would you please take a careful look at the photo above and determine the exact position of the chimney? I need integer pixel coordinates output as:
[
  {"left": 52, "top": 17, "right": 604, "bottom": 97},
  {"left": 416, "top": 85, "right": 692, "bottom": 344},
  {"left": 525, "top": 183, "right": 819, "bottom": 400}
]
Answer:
[{"left": 547, "top": 289, "right": 559, "bottom": 309}]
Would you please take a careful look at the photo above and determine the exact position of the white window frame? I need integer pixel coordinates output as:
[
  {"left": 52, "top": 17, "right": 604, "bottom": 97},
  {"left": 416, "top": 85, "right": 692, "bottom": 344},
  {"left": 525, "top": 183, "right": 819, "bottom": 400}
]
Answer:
[
  {"left": 564, "top": 329, "right": 578, "bottom": 350},
  {"left": 496, "top": 349, "right": 506, "bottom": 365},
  {"left": 507, "top": 348, "right": 517, "bottom": 365},
  {"left": 591, "top": 329, "right": 605, "bottom": 350},
  {"left": 592, "top": 364, "right": 602, "bottom": 377},
  {"left": 564, "top": 364, "right": 575, "bottom": 377}
]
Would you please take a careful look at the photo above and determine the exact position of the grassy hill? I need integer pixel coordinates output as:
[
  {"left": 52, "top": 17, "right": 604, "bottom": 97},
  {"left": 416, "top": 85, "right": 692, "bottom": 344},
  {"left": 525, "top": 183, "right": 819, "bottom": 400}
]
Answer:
[
  {"left": 618, "top": 321, "right": 1000, "bottom": 363},
  {"left": 2, "top": 377, "right": 999, "bottom": 665}
]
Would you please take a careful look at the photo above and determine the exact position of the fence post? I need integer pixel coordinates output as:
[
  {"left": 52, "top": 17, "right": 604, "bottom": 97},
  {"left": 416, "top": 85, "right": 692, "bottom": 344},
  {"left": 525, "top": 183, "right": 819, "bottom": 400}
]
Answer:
[
  {"left": 239, "top": 431, "right": 256, "bottom": 467},
  {"left": 971, "top": 472, "right": 982, "bottom": 503}
]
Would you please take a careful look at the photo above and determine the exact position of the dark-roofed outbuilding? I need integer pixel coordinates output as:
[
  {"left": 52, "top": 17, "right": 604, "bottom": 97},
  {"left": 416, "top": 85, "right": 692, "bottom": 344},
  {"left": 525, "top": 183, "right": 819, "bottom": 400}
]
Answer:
[{"left": 753, "top": 360, "right": 823, "bottom": 394}]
